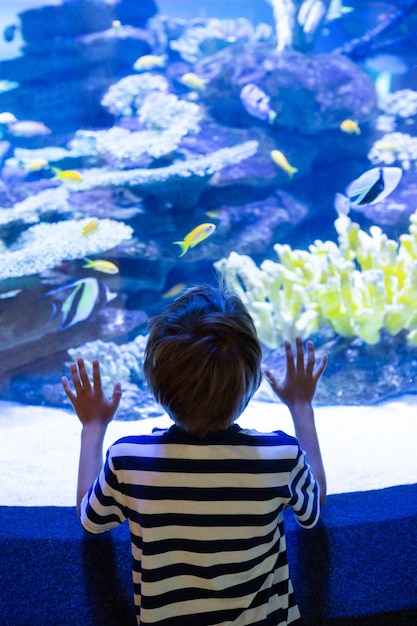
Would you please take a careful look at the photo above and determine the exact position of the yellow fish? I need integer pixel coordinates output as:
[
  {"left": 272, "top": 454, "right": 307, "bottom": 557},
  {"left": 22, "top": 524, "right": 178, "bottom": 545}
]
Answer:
[
  {"left": 81, "top": 219, "right": 99, "bottom": 237},
  {"left": 23, "top": 157, "right": 49, "bottom": 171},
  {"left": 52, "top": 167, "right": 83, "bottom": 182},
  {"left": 173, "top": 223, "right": 216, "bottom": 257},
  {"left": 133, "top": 54, "right": 167, "bottom": 72},
  {"left": 179, "top": 72, "right": 207, "bottom": 90},
  {"left": 270, "top": 150, "right": 298, "bottom": 177},
  {"left": 205, "top": 210, "right": 220, "bottom": 219},
  {"left": 340, "top": 119, "right": 361, "bottom": 135},
  {"left": 83, "top": 258, "right": 119, "bottom": 275},
  {"left": 162, "top": 283, "right": 186, "bottom": 299}
]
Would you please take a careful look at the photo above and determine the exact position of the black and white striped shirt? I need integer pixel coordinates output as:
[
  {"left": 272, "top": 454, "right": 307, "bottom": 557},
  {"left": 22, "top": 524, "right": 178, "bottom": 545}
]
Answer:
[{"left": 81, "top": 423, "right": 320, "bottom": 625}]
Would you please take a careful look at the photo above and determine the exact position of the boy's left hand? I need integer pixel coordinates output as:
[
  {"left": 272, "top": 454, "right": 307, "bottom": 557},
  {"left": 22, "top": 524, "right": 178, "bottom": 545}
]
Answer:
[{"left": 62, "top": 358, "right": 122, "bottom": 426}]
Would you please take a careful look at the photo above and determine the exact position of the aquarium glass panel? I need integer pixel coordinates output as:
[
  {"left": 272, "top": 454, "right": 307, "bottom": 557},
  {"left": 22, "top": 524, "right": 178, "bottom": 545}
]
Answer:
[{"left": 1, "top": 0, "right": 417, "bottom": 504}]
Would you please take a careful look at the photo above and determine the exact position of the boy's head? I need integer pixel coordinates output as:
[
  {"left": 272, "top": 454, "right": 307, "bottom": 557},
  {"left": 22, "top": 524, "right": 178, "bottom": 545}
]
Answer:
[{"left": 144, "top": 283, "right": 262, "bottom": 438}]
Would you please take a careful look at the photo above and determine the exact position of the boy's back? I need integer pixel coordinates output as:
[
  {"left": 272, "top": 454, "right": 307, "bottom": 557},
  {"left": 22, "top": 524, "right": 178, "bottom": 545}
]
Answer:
[
  {"left": 63, "top": 283, "right": 327, "bottom": 626},
  {"left": 81, "top": 424, "right": 319, "bottom": 625}
]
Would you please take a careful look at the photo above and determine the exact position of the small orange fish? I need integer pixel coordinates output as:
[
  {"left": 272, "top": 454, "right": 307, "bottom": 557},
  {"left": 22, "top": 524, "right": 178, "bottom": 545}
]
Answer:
[
  {"left": 162, "top": 283, "right": 186, "bottom": 299},
  {"left": 52, "top": 167, "right": 83, "bottom": 182},
  {"left": 173, "top": 223, "right": 216, "bottom": 257},
  {"left": 340, "top": 119, "right": 361, "bottom": 135},
  {"left": 81, "top": 219, "right": 99, "bottom": 237},
  {"left": 83, "top": 258, "right": 119, "bottom": 275}
]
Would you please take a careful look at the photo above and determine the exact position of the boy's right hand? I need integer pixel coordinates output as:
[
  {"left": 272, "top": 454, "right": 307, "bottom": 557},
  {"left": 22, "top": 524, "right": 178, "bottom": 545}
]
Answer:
[{"left": 62, "top": 357, "right": 122, "bottom": 427}]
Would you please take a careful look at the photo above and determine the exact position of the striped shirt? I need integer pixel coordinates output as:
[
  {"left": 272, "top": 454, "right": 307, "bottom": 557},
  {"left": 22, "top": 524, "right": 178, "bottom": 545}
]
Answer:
[{"left": 80, "top": 423, "right": 320, "bottom": 625}]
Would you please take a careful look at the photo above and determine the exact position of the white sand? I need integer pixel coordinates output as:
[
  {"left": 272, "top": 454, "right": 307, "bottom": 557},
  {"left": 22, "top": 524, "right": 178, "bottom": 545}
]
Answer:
[{"left": 1, "top": 396, "right": 417, "bottom": 506}]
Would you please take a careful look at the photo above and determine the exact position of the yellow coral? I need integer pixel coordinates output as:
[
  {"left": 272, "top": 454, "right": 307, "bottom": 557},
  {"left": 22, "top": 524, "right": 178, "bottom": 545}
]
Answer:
[{"left": 215, "top": 207, "right": 417, "bottom": 347}]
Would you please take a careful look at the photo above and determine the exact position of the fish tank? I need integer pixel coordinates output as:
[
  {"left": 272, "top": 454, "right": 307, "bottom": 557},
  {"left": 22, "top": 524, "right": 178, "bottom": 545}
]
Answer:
[{"left": 1, "top": 0, "right": 417, "bottom": 505}]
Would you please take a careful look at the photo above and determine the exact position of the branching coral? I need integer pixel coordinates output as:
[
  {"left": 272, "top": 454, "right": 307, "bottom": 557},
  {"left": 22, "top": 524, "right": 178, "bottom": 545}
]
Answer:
[
  {"left": 1, "top": 218, "right": 133, "bottom": 281},
  {"left": 215, "top": 210, "right": 417, "bottom": 347}
]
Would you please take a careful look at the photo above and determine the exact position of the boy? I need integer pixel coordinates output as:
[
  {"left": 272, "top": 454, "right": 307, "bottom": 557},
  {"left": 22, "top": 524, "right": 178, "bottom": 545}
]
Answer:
[{"left": 62, "top": 283, "right": 327, "bottom": 625}]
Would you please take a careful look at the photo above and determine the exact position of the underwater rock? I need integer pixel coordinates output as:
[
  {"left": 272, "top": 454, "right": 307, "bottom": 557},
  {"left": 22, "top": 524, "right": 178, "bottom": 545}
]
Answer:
[
  {"left": 262, "top": 331, "right": 417, "bottom": 406},
  {"left": 197, "top": 45, "right": 377, "bottom": 133},
  {"left": 0, "top": 299, "right": 147, "bottom": 383},
  {"left": 0, "top": 1, "right": 158, "bottom": 135},
  {"left": 18, "top": 0, "right": 157, "bottom": 45}
]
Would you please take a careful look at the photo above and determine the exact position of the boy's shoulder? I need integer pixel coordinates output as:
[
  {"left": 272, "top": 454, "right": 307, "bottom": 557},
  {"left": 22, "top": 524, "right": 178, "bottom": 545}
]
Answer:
[{"left": 110, "top": 424, "right": 299, "bottom": 449}]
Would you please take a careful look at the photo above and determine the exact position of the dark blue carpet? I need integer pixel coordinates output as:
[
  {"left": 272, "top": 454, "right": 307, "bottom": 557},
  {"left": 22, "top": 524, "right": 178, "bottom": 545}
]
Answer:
[{"left": 1, "top": 484, "right": 416, "bottom": 625}]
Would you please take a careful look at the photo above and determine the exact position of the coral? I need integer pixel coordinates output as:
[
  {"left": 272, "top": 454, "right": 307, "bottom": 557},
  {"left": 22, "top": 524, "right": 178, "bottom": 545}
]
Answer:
[
  {"left": 94, "top": 92, "right": 202, "bottom": 167},
  {"left": 1, "top": 218, "right": 133, "bottom": 281},
  {"left": 138, "top": 91, "right": 201, "bottom": 134},
  {"left": 170, "top": 17, "right": 272, "bottom": 63},
  {"left": 0, "top": 187, "right": 71, "bottom": 228},
  {"left": 101, "top": 73, "right": 169, "bottom": 118},
  {"left": 63, "top": 141, "right": 259, "bottom": 201},
  {"left": 269, "top": 0, "right": 331, "bottom": 52},
  {"left": 368, "top": 131, "right": 417, "bottom": 170},
  {"left": 67, "top": 334, "right": 148, "bottom": 397},
  {"left": 378, "top": 89, "right": 417, "bottom": 118},
  {"left": 93, "top": 126, "right": 180, "bottom": 168},
  {"left": 215, "top": 209, "right": 417, "bottom": 347}
]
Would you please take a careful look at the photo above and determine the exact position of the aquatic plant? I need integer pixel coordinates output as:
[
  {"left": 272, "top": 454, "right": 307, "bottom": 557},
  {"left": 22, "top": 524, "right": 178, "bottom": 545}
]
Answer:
[
  {"left": 67, "top": 334, "right": 148, "bottom": 398},
  {"left": 101, "top": 73, "right": 169, "bottom": 118},
  {"left": 215, "top": 209, "right": 417, "bottom": 347},
  {"left": 1, "top": 218, "right": 133, "bottom": 281}
]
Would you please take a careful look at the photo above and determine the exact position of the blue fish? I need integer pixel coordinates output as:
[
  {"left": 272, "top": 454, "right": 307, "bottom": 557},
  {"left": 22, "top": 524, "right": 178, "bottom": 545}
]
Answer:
[
  {"left": 239, "top": 83, "right": 277, "bottom": 124},
  {"left": 41, "top": 277, "right": 117, "bottom": 330},
  {"left": 335, "top": 166, "right": 403, "bottom": 215}
]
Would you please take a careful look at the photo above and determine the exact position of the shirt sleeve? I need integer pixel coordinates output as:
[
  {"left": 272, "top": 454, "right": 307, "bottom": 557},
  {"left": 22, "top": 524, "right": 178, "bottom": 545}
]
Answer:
[
  {"left": 287, "top": 444, "right": 321, "bottom": 529},
  {"left": 80, "top": 447, "right": 127, "bottom": 534}
]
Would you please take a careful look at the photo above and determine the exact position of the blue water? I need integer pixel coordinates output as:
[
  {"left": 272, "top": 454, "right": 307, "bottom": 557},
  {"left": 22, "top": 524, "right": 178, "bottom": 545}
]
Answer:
[{"left": 1, "top": 0, "right": 417, "bottom": 416}]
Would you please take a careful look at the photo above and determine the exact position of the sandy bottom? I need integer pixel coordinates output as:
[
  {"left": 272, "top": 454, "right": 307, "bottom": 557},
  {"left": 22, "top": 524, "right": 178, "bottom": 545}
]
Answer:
[{"left": 1, "top": 396, "right": 417, "bottom": 506}]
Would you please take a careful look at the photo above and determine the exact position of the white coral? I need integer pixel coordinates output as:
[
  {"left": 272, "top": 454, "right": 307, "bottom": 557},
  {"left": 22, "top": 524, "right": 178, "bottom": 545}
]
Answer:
[
  {"left": 0, "top": 187, "right": 70, "bottom": 227},
  {"left": 368, "top": 132, "right": 417, "bottom": 170},
  {"left": 1, "top": 218, "right": 133, "bottom": 281},
  {"left": 101, "top": 73, "right": 169, "bottom": 117},
  {"left": 379, "top": 89, "right": 417, "bottom": 118}
]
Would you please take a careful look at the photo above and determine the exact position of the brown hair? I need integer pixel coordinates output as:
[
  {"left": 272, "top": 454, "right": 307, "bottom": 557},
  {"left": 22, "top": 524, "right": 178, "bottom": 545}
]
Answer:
[{"left": 144, "top": 283, "right": 262, "bottom": 438}]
